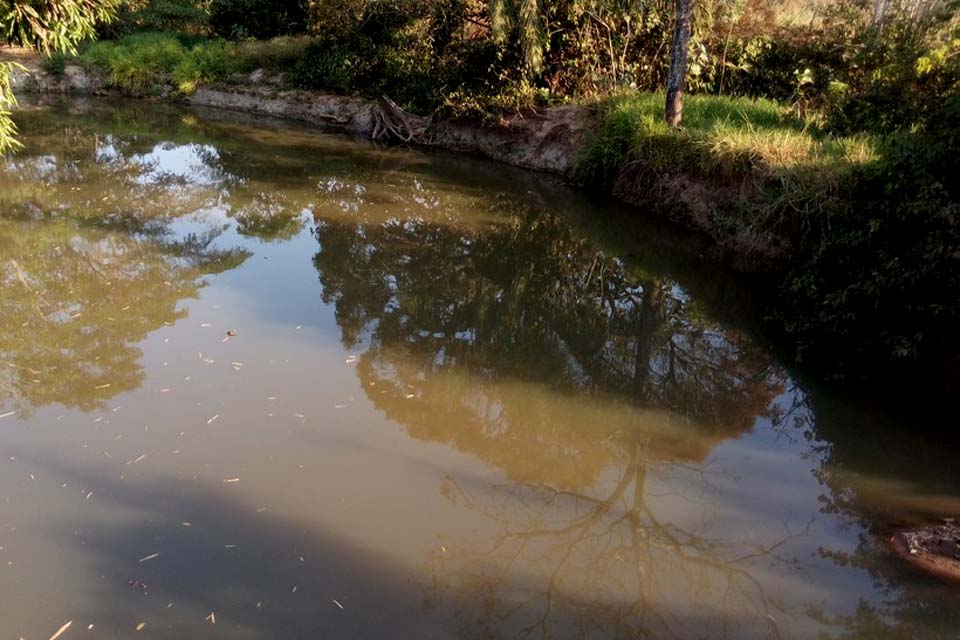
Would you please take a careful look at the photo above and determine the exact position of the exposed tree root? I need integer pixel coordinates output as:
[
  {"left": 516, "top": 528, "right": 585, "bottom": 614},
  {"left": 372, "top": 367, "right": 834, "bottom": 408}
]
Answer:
[{"left": 371, "top": 95, "right": 429, "bottom": 143}]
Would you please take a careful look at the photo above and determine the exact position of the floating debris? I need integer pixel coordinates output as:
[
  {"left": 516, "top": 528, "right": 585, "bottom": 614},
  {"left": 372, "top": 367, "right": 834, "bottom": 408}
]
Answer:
[
  {"left": 205, "top": 612, "right": 216, "bottom": 624},
  {"left": 222, "top": 477, "right": 240, "bottom": 483},
  {"left": 136, "top": 622, "right": 146, "bottom": 631},
  {"left": 206, "top": 414, "right": 220, "bottom": 425},
  {"left": 127, "top": 454, "right": 146, "bottom": 465},
  {"left": 0, "top": 411, "right": 15, "bottom": 420},
  {"left": 226, "top": 330, "right": 238, "bottom": 337},
  {"left": 94, "top": 383, "right": 111, "bottom": 390},
  {"left": 332, "top": 599, "right": 344, "bottom": 610},
  {"left": 139, "top": 553, "right": 160, "bottom": 563},
  {"left": 47, "top": 620, "right": 72, "bottom": 640}
]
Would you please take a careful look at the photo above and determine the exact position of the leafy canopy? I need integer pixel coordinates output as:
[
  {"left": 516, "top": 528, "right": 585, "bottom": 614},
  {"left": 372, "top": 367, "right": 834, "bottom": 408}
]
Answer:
[{"left": 1, "top": 0, "right": 119, "bottom": 151}]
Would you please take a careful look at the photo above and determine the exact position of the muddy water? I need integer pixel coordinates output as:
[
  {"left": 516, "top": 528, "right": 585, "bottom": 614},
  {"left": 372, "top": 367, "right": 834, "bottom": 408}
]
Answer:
[{"left": 0, "top": 99, "right": 957, "bottom": 640}]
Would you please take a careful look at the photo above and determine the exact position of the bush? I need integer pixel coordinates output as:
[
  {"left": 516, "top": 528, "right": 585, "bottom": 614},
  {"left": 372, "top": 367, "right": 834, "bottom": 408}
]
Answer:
[
  {"left": 778, "top": 95, "right": 960, "bottom": 401},
  {"left": 101, "top": 0, "right": 210, "bottom": 36},
  {"left": 234, "top": 35, "right": 314, "bottom": 71},
  {"left": 79, "top": 32, "right": 244, "bottom": 94},
  {"left": 40, "top": 53, "right": 68, "bottom": 78},
  {"left": 289, "top": 39, "right": 371, "bottom": 95},
  {"left": 209, "top": 0, "right": 308, "bottom": 40}
]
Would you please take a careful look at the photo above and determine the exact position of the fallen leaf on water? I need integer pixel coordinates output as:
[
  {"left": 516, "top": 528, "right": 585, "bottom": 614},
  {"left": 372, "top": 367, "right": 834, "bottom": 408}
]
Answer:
[
  {"left": 48, "top": 620, "right": 72, "bottom": 640},
  {"left": 136, "top": 622, "right": 146, "bottom": 631}
]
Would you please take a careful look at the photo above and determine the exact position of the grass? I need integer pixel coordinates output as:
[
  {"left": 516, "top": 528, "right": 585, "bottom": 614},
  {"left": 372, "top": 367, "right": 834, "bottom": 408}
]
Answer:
[
  {"left": 576, "top": 92, "right": 880, "bottom": 238},
  {"left": 76, "top": 32, "right": 315, "bottom": 94}
]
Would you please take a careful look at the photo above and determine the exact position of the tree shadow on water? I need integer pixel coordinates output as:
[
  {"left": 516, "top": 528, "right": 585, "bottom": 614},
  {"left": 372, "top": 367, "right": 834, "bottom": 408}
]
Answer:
[{"left": 21, "top": 456, "right": 455, "bottom": 640}]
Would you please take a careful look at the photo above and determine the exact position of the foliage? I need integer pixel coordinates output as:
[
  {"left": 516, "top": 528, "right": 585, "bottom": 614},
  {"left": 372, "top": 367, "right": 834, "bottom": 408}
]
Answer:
[
  {"left": 778, "top": 95, "right": 960, "bottom": 398},
  {"left": 79, "top": 31, "right": 243, "bottom": 93},
  {"left": 576, "top": 92, "right": 877, "bottom": 223},
  {"left": 234, "top": 34, "right": 313, "bottom": 70},
  {"left": 101, "top": 0, "right": 210, "bottom": 36},
  {"left": 1, "top": 0, "right": 118, "bottom": 151},
  {"left": 40, "top": 50, "right": 68, "bottom": 75},
  {"left": 209, "top": 0, "right": 308, "bottom": 39}
]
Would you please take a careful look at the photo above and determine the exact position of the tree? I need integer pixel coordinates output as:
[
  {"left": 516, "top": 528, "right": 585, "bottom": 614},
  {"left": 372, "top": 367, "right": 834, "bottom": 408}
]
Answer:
[
  {"left": 0, "top": 0, "right": 118, "bottom": 151},
  {"left": 664, "top": 0, "right": 693, "bottom": 128}
]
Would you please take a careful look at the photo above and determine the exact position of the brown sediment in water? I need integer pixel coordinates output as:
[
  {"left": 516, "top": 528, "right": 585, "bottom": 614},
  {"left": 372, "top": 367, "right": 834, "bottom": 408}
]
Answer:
[{"left": 891, "top": 522, "right": 960, "bottom": 585}]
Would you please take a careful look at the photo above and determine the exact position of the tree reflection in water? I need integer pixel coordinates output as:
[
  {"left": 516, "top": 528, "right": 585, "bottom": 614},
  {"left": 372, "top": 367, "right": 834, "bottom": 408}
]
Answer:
[
  {"left": 312, "top": 193, "right": 797, "bottom": 638},
  {"left": 0, "top": 115, "right": 250, "bottom": 417}
]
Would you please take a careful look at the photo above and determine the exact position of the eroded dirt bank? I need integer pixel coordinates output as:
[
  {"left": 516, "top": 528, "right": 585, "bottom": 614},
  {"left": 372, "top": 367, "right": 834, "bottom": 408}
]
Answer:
[{"left": 8, "top": 60, "right": 592, "bottom": 177}]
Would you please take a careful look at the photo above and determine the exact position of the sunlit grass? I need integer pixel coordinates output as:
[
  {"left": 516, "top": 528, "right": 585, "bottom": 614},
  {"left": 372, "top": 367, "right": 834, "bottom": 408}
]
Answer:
[
  {"left": 577, "top": 92, "right": 882, "bottom": 229},
  {"left": 76, "top": 32, "right": 317, "bottom": 95}
]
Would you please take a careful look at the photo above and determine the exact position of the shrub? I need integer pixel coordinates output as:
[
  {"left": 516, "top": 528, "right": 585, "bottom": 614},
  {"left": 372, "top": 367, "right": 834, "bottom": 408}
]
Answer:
[
  {"left": 79, "top": 32, "right": 243, "bottom": 94},
  {"left": 209, "top": 0, "right": 308, "bottom": 40},
  {"left": 40, "top": 53, "right": 68, "bottom": 78},
  {"left": 234, "top": 35, "right": 314, "bottom": 71},
  {"left": 778, "top": 95, "right": 960, "bottom": 400},
  {"left": 289, "top": 39, "right": 369, "bottom": 95},
  {"left": 102, "top": 0, "right": 210, "bottom": 36}
]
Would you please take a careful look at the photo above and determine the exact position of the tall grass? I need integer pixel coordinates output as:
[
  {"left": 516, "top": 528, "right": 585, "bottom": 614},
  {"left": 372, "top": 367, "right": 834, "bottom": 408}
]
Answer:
[
  {"left": 576, "top": 92, "right": 880, "bottom": 235},
  {"left": 77, "top": 32, "right": 316, "bottom": 94}
]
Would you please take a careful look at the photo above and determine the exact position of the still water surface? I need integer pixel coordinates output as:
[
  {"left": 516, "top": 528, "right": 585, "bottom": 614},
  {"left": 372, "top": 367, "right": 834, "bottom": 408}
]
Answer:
[{"left": 1, "top": 99, "right": 958, "bottom": 639}]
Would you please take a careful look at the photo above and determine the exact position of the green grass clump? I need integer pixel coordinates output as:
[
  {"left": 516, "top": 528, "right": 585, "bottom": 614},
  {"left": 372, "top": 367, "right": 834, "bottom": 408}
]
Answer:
[
  {"left": 79, "top": 32, "right": 314, "bottom": 94},
  {"left": 577, "top": 92, "right": 879, "bottom": 231}
]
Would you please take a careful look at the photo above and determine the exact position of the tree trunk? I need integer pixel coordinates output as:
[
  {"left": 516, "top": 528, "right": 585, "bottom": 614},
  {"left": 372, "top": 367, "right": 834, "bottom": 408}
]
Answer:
[
  {"left": 664, "top": 0, "right": 694, "bottom": 129},
  {"left": 873, "top": 0, "right": 892, "bottom": 26}
]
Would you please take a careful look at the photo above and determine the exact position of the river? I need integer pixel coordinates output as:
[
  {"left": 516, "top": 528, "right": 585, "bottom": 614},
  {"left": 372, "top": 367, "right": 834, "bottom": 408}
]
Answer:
[{"left": 0, "top": 98, "right": 957, "bottom": 639}]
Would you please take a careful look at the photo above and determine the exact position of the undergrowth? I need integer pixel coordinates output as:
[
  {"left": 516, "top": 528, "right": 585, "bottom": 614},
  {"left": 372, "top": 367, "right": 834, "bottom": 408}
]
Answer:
[
  {"left": 76, "top": 32, "right": 314, "bottom": 94},
  {"left": 576, "top": 92, "right": 880, "bottom": 240}
]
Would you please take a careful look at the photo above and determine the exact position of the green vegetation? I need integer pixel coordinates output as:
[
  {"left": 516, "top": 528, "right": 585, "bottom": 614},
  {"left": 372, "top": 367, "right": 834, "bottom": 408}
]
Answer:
[
  {"left": 75, "top": 31, "right": 314, "bottom": 93},
  {"left": 577, "top": 93, "right": 877, "bottom": 219},
  {"left": 1, "top": 0, "right": 119, "bottom": 150}
]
